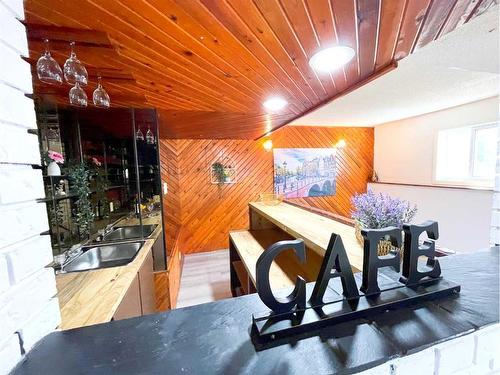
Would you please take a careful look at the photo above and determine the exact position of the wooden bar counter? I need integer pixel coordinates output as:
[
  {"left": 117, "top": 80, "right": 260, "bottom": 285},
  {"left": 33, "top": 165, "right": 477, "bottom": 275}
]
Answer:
[
  {"left": 229, "top": 202, "right": 363, "bottom": 296},
  {"left": 55, "top": 215, "right": 163, "bottom": 330}
]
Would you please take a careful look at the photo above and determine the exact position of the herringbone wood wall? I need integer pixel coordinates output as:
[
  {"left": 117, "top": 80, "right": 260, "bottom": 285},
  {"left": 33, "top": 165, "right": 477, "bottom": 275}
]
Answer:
[{"left": 160, "top": 126, "right": 373, "bottom": 254}]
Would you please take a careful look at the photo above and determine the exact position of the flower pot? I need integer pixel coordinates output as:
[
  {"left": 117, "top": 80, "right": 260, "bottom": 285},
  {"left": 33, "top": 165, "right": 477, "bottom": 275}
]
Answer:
[
  {"left": 47, "top": 161, "right": 61, "bottom": 176},
  {"left": 355, "top": 222, "right": 404, "bottom": 258}
]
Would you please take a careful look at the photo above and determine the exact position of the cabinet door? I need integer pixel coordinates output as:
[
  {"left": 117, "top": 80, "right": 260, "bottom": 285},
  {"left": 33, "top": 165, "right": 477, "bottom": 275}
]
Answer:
[
  {"left": 113, "top": 274, "right": 142, "bottom": 320},
  {"left": 152, "top": 234, "right": 166, "bottom": 271},
  {"left": 138, "top": 250, "right": 156, "bottom": 315}
]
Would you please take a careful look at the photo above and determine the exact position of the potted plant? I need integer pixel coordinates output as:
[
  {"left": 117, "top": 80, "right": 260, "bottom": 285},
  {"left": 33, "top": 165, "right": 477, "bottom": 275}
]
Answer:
[
  {"left": 223, "top": 165, "right": 233, "bottom": 183},
  {"left": 351, "top": 190, "right": 417, "bottom": 256},
  {"left": 67, "top": 162, "right": 95, "bottom": 239},
  {"left": 212, "top": 162, "right": 226, "bottom": 184},
  {"left": 43, "top": 150, "right": 64, "bottom": 176}
]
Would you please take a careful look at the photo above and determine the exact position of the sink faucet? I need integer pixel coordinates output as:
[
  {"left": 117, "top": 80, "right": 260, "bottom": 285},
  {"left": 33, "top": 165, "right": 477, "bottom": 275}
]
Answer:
[
  {"left": 55, "top": 244, "right": 83, "bottom": 272},
  {"left": 95, "top": 224, "right": 114, "bottom": 243}
]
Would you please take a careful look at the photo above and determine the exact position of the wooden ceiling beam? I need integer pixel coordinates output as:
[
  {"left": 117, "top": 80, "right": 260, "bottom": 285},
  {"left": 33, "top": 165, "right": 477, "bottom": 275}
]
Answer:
[{"left": 25, "top": 23, "right": 112, "bottom": 47}]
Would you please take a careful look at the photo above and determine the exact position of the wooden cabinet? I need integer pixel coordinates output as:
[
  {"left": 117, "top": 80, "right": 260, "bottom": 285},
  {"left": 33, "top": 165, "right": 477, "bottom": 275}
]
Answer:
[
  {"left": 113, "top": 248, "right": 156, "bottom": 321},
  {"left": 151, "top": 234, "right": 166, "bottom": 271},
  {"left": 113, "top": 274, "right": 142, "bottom": 320},
  {"left": 138, "top": 249, "right": 156, "bottom": 315}
]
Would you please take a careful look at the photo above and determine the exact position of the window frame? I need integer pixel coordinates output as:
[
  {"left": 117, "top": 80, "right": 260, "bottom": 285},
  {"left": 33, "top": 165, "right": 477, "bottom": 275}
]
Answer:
[
  {"left": 433, "top": 122, "right": 497, "bottom": 189},
  {"left": 470, "top": 123, "right": 497, "bottom": 179}
]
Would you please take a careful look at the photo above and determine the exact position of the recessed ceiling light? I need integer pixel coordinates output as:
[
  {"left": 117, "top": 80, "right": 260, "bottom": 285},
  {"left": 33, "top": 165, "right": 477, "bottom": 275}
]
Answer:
[
  {"left": 309, "top": 46, "right": 355, "bottom": 73},
  {"left": 263, "top": 96, "right": 287, "bottom": 112}
]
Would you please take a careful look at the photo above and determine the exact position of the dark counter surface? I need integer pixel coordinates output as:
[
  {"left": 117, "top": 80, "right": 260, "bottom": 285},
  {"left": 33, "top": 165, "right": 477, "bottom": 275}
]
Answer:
[{"left": 12, "top": 248, "right": 499, "bottom": 375}]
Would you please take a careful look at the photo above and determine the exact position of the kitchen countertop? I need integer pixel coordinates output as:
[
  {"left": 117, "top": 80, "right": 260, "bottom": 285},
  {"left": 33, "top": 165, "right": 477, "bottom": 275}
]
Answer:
[
  {"left": 55, "top": 214, "right": 163, "bottom": 330},
  {"left": 13, "top": 248, "right": 499, "bottom": 375}
]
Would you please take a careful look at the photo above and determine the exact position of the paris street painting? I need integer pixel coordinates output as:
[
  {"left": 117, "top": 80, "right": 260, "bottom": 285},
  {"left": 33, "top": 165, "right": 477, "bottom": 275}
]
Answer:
[{"left": 273, "top": 148, "right": 337, "bottom": 198}]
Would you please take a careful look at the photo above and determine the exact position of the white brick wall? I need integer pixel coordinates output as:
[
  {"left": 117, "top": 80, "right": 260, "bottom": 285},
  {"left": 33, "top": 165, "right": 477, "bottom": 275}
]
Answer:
[
  {"left": 0, "top": 84, "right": 37, "bottom": 128},
  {"left": 0, "top": 122, "right": 40, "bottom": 165},
  {"left": 0, "top": 41, "right": 33, "bottom": 94},
  {"left": 0, "top": 202, "right": 49, "bottom": 249},
  {"left": 0, "top": 2, "right": 28, "bottom": 56},
  {"left": 0, "top": 166, "right": 45, "bottom": 205},
  {"left": 358, "top": 324, "right": 500, "bottom": 375},
  {"left": 18, "top": 298, "right": 60, "bottom": 353},
  {"left": 0, "top": 335, "right": 22, "bottom": 375},
  {"left": 0, "top": 0, "right": 60, "bottom": 373},
  {"left": 1, "top": 236, "right": 53, "bottom": 285}
]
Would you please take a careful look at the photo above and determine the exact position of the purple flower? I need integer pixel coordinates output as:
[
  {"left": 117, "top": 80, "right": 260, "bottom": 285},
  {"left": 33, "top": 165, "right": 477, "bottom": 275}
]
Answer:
[{"left": 351, "top": 190, "right": 417, "bottom": 229}]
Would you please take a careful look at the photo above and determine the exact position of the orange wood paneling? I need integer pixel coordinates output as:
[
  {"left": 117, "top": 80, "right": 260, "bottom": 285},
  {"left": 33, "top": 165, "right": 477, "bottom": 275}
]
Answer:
[
  {"left": 159, "top": 139, "right": 181, "bottom": 253},
  {"left": 24, "top": 0, "right": 489, "bottom": 139},
  {"left": 159, "top": 126, "right": 373, "bottom": 254},
  {"left": 167, "top": 234, "right": 184, "bottom": 309},
  {"left": 154, "top": 232, "right": 184, "bottom": 310},
  {"left": 154, "top": 271, "right": 170, "bottom": 311}
]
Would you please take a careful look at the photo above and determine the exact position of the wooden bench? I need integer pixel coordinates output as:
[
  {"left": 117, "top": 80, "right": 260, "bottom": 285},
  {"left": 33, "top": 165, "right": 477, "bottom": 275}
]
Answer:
[
  {"left": 229, "top": 202, "right": 364, "bottom": 297},
  {"left": 229, "top": 229, "right": 323, "bottom": 297}
]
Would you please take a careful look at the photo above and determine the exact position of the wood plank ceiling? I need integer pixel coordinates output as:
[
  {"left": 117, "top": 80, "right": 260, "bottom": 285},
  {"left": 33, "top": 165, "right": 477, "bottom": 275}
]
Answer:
[{"left": 24, "top": 0, "right": 497, "bottom": 139}]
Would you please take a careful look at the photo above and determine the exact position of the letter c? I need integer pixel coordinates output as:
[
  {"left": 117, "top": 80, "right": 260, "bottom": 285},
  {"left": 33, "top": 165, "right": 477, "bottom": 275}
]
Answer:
[{"left": 256, "top": 239, "right": 306, "bottom": 314}]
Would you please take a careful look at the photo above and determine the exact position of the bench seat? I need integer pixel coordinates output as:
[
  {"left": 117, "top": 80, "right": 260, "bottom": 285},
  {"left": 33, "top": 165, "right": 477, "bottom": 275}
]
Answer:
[{"left": 229, "top": 228, "right": 323, "bottom": 296}]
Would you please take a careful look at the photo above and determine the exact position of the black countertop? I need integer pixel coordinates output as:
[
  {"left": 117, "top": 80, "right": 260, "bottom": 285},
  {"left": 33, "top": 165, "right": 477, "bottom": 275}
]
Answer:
[{"left": 12, "top": 248, "right": 499, "bottom": 375}]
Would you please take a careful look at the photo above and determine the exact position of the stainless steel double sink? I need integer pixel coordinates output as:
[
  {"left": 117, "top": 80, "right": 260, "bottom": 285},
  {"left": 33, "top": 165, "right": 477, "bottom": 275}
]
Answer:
[
  {"left": 61, "top": 224, "right": 157, "bottom": 273},
  {"left": 99, "top": 224, "right": 157, "bottom": 242},
  {"left": 62, "top": 241, "right": 144, "bottom": 272}
]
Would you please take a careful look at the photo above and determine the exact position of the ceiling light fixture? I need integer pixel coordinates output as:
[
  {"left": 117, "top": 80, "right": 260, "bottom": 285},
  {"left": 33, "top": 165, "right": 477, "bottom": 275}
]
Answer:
[
  {"left": 335, "top": 139, "right": 346, "bottom": 148},
  {"left": 309, "top": 46, "right": 355, "bottom": 73},
  {"left": 263, "top": 139, "right": 273, "bottom": 151},
  {"left": 263, "top": 96, "right": 287, "bottom": 112}
]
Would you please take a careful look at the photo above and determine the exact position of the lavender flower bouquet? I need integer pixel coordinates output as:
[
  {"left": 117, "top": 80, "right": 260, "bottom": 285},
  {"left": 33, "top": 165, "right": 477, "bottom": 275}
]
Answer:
[
  {"left": 352, "top": 190, "right": 417, "bottom": 229},
  {"left": 351, "top": 190, "right": 417, "bottom": 255}
]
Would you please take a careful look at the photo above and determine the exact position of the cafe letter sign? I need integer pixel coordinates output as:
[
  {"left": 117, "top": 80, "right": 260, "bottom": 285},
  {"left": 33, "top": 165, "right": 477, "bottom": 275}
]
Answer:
[{"left": 251, "top": 221, "right": 460, "bottom": 350}]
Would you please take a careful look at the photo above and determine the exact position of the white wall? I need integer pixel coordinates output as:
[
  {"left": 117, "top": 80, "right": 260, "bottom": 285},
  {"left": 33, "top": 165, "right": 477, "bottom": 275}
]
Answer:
[
  {"left": 373, "top": 97, "right": 497, "bottom": 253},
  {"left": 374, "top": 96, "right": 498, "bottom": 185},
  {"left": 368, "top": 183, "right": 492, "bottom": 252},
  {"left": 0, "top": 1, "right": 60, "bottom": 373}
]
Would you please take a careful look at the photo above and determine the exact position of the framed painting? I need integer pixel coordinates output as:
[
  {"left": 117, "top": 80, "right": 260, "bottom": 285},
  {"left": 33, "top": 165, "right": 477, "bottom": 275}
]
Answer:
[{"left": 273, "top": 148, "right": 337, "bottom": 198}]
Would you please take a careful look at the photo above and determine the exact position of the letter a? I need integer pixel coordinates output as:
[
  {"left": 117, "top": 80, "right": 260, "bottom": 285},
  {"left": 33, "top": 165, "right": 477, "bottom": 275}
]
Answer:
[{"left": 310, "top": 233, "right": 359, "bottom": 305}]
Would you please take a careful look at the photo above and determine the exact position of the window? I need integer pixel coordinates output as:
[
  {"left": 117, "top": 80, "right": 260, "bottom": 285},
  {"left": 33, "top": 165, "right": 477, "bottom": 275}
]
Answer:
[
  {"left": 472, "top": 125, "right": 497, "bottom": 178},
  {"left": 435, "top": 123, "right": 498, "bottom": 188}
]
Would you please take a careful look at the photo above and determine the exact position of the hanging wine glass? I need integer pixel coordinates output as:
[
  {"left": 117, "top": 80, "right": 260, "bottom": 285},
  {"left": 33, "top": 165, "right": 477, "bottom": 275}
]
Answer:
[
  {"left": 69, "top": 82, "right": 87, "bottom": 107},
  {"left": 136, "top": 127, "right": 144, "bottom": 141},
  {"left": 64, "top": 41, "right": 88, "bottom": 86},
  {"left": 146, "top": 126, "right": 155, "bottom": 144},
  {"left": 93, "top": 77, "right": 110, "bottom": 108},
  {"left": 36, "top": 39, "right": 63, "bottom": 85}
]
